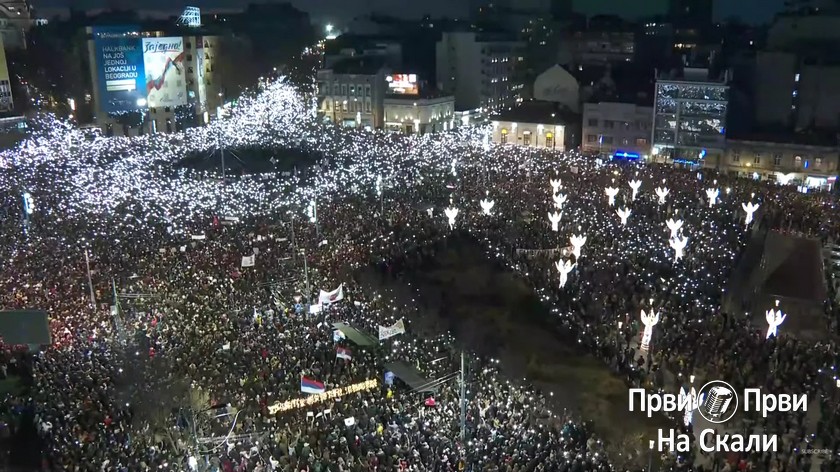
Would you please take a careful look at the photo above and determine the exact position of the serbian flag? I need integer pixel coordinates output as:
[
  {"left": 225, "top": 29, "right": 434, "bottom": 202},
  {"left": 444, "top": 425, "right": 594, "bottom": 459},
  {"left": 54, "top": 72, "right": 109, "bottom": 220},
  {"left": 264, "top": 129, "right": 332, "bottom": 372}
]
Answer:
[
  {"left": 301, "top": 376, "right": 326, "bottom": 394},
  {"left": 336, "top": 346, "right": 352, "bottom": 360},
  {"left": 318, "top": 284, "right": 344, "bottom": 305},
  {"left": 424, "top": 396, "right": 436, "bottom": 407}
]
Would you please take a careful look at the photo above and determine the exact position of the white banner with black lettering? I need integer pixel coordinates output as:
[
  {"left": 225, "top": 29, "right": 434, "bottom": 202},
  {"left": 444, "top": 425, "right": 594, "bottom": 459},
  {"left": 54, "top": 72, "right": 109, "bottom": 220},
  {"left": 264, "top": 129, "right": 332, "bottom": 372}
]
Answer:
[{"left": 378, "top": 319, "right": 406, "bottom": 341}]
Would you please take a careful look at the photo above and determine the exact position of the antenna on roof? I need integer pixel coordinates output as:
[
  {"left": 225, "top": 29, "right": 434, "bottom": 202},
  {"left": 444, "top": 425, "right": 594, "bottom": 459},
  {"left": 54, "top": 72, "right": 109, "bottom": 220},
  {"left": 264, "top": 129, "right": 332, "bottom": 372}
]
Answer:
[{"left": 177, "top": 6, "right": 202, "bottom": 27}]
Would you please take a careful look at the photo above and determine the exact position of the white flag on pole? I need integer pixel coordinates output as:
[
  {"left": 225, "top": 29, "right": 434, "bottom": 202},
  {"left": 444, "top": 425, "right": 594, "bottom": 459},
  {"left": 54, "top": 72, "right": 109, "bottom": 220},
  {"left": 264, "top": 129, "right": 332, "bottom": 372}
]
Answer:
[
  {"left": 378, "top": 319, "right": 406, "bottom": 341},
  {"left": 241, "top": 255, "right": 256, "bottom": 267},
  {"left": 318, "top": 284, "right": 344, "bottom": 305}
]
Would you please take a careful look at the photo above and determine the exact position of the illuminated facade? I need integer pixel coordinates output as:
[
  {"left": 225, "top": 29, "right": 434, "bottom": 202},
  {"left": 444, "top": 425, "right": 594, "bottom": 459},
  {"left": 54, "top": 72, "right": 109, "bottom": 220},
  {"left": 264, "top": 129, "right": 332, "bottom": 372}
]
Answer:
[
  {"left": 490, "top": 119, "right": 565, "bottom": 151},
  {"left": 316, "top": 58, "right": 388, "bottom": 129},
  {"left": 651, "top": 67, "right": 728, "bottom": 166},
  {"left": 383, "top": 94, "right": 455, "bottom": 134},
  {"left": 723, "top": 138, "right": 838, "bottom": 190},
  {"left": 86, "top": 29, "right": 223, "bottom": 136}
]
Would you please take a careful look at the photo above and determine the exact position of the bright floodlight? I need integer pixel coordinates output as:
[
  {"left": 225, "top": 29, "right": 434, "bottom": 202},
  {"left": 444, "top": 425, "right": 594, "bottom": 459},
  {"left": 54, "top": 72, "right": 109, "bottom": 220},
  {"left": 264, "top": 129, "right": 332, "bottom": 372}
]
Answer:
[
  {"left": 555, "top": 259, "right": 575, "bottom": 288},
  {"left": 548, "top": 211, "right": 562, "bottom": 231},
  {"left": 765, "top": 300, "right": 786, "bottom": 339},
  {"left": 605, "top": 186, "right": 619, "bottom": 207},
  {"left": 136, "top": 98, "right": 147, "bottom": 107}
]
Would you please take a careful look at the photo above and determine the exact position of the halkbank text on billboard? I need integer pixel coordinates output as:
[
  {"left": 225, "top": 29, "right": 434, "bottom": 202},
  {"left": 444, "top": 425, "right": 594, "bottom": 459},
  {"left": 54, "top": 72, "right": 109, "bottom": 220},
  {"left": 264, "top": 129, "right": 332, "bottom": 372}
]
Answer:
[
  {"left": 142, "top": 37, "right": 187, "bottom": 108},
  {"left": 93, "top": 26, "right": 146, "bottom": 114}
]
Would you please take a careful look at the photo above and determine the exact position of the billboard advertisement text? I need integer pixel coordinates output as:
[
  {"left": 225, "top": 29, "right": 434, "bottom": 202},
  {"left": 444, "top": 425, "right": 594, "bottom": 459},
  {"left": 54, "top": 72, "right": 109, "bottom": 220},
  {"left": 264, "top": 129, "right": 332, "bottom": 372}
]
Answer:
[
  {"left": 142, "top": 37, "right": 187, "bottom": 108},
  {"left": 93, "top": 26, "right": 146, "bottom": 113}
]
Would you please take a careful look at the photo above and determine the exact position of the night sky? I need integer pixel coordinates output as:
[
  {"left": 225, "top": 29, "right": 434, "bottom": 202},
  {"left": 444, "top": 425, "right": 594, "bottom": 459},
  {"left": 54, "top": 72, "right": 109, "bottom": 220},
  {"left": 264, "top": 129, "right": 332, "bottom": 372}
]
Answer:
[{"left": 38, "top": 0, "right": 785, "bottom": 24}]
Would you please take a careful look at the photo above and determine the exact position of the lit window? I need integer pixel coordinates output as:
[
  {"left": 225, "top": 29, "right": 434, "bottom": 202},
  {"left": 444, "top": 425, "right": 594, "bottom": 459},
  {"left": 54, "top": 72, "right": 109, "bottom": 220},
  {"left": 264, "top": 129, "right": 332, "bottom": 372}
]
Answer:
[
  {"left": 795, "top": 73, "right": 800, "bottom": 82},
  {"left": 773, "top": 153, "right": 782, "bottom": 166}
]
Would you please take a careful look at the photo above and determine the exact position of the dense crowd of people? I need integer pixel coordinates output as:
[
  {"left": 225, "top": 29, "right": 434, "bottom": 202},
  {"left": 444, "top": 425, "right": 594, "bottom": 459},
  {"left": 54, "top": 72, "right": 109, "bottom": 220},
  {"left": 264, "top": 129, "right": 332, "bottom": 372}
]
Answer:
[{"left": 0, "top": 79, "right": 837, "bottom": 471}]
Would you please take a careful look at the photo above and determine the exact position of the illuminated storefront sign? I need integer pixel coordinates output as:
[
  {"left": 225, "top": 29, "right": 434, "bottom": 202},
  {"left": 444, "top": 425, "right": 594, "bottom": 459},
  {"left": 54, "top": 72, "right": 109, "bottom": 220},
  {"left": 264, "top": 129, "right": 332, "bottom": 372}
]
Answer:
[{"left": 268, "top": 379, "right": 378, "bottom": 414}]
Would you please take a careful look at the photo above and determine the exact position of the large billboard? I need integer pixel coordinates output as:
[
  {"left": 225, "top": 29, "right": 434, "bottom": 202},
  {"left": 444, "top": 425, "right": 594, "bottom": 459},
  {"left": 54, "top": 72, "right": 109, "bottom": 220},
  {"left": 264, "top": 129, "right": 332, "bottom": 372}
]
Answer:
[
  {"left": 93, "top": 26, "right": 146, "bottom": 113},
  {"left": 142, "top": 37, "right": 187, "bottom": 108},
  {"left": 385, "top": 74, "right": 418, "bottom": 95}
]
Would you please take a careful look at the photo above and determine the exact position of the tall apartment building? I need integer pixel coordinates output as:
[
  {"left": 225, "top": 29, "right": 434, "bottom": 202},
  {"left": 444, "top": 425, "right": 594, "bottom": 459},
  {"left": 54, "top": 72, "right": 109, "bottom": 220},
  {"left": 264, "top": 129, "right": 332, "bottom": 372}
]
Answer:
[
  {"left": 436, "top": 31, "right": 523, "bottom": 112},
  {"left": 86, "top": 26, "right": 223, "bottom": 136},
  {"left": 755, "top": 11, "right": 840, "bottom": 130},
  {"left": 652, "top": 67, "right": 728, "bottom": 166}
]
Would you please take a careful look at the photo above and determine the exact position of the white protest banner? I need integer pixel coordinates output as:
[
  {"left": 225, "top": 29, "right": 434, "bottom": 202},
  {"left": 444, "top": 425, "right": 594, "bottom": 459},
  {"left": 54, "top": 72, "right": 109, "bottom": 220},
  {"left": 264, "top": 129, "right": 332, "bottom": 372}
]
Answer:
[
  {"left": 318, "top": 284, "right": 344, "bottom": 305},
  {"left": 241, "top": 255, "right": 255, "bottom": 267},
  {"left": 378, "top": 319, "right": 406, "bottom": 341}
]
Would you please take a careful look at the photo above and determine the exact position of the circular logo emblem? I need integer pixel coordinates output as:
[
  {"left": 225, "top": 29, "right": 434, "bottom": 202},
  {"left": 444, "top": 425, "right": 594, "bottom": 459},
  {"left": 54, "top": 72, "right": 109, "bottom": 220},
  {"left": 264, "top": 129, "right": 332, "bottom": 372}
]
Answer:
[{"left": 697, "top": 380, "right": 739, "bottom": 424}]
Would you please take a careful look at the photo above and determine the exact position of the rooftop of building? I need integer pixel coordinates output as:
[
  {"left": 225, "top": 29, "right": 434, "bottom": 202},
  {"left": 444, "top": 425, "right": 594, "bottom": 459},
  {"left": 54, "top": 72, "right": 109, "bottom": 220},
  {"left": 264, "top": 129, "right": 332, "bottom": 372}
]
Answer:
[
  {"left": 324, "top": 33, "right": 404, "bottom": 54},
  {"left": 727, "top": 128, "right": 839, "bottom": 148},
  {"left": 330, "top": 56, "right": 387, "bottom": 75},
  {"left": 490, "top": 100, "right": 579, "bottom": 125},
  {"left": 656, "top": 66, "right": 728, "bottom": 83},
  {"left": 440, "top": 29, "right": 519, "bottom": 43},
  {"left": 384, "top": 87, "right": 451, "bottom": 100}
]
